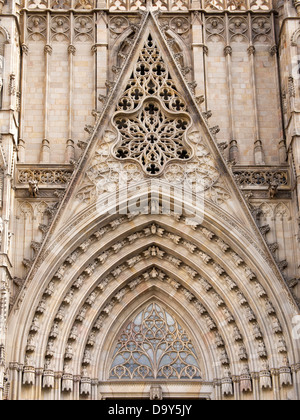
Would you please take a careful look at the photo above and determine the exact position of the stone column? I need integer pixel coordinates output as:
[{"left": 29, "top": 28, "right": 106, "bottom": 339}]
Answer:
[
  {"left": 0, "top": 157, "right": 13, "bottom": 401},
  {"left": 291, "top": 136, "right": 300, "bottom": 212},
  {"left": 65, "top": 13, "right": 76, "bottom": 164},
  {"left": 95, "top": 12, "right": 108, "bottom": 112},
  {"left": 271, "top": 369, "right": 280, "bottom": 400},
  {"left": 8, "top": 362, "right": 18, "bottom": 400},
  {"left": 248, "top": 12, "right": 265, "bottom": 165},
  {"left": 191, "top": 12, "right": 207, "bottom": 110},
  {"left": 35, "top": 368, "right": 43, "bottom": 400},
  {"left": 248, "top": 45, "right": 265, "bottom": 165},
  {"left": 41, "top": 13, "right": 52, "bottom": 164},
  {"left": 251, "top": 372, "right": 260, "bottom": 400},
  {"left": 91, "top": 379, "right": 98, "bottom": 400},
  {"left": 224, "top": 14, "right": 238, "bottom": 163},
  {"left": 18, "top": 25, "right": 29, "bottom": 160},
  {"left": 213, "top": 379, "right": 222, "bottom": 400},
  {"left": 291, "top": 363, "right": 300, "bottom": 400},
  {"left": 54, "top": 372, "right": 62, "bottom": 400},
  {"left": 232, "top": 376, "right": 241, "bottom": 400},
  {"left": 73, "top": 375, "right": 80, "bottom": 400}
]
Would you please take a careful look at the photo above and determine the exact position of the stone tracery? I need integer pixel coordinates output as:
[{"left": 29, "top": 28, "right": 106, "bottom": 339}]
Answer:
[
  {"left": 114, "top": 99, "right": 192, "bottom": 175},
  {"left": 9, "top": 184, "right": 298, "bottom": 399},
  {"left": 109, "top": 302, "right": 202, "bottom": 380},
  {"left": 25, "top": 0, "right": 274, "bottom": 9},
  {"left": 3, "top": 6, "right": 299, "bottom": 401},
  {"left": 112, "top": 34, "right": 194, "bottom": 177}
]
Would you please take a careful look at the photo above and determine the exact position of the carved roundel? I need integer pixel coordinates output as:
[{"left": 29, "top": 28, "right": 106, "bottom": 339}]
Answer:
[{"left": 113, "top": 98, "right": 192, "bottom": 176}]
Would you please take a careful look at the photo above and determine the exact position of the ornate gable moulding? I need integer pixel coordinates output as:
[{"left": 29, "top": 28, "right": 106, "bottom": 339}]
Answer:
[
  {"left": 24, "top": 0, "right": 273, "bottom": 10},
  {"left": 76, "top": 22, "right": 234, "bottom": 210},
  {"left": 74, "top": 29, "right": 230, "bottom": 206}
]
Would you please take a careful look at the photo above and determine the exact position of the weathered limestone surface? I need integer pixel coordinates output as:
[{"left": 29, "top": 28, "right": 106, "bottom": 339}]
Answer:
[{"left": 0, "top": 0, "right": 299, "bottom": 400}]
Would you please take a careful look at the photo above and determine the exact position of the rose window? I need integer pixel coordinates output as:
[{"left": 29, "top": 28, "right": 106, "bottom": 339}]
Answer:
[
  {"left": 113, "top": 99, "right": 192, "bottom": 175},
  {"left": 113, "top": 34, "right": 192, "bottom": 176}
]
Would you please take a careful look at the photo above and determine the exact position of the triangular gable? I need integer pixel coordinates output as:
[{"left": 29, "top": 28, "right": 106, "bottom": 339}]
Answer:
[
  {"left": 57, "top": 13, "right": 255, "bottom": 228},
  {"left": 23, "top": 12, "right": 291, "bottom": 298}
]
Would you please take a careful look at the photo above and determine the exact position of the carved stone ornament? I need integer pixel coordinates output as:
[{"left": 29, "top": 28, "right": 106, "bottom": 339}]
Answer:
[
  {"left": 150, "top": 385, "right": 163, "bottom": 400},
  {"left": 50, "top": 15, "right": 70, "bottom": 43},
  {"left": 206, "top": 17, "right": 225, "bottom": 43},
  {"left": 252, "top": 16, "right": 271, "bottom": 43},
  {"left": 26, "top": 0, "right": 273, "bottom": 11},
  {"left": 74, "top": 16, "right": 94, "bottom": 42},
  {"left": 51, "top": 0, "right": 72, "bottom": 9},
  {"left": 76, "top": 33, "right": 229, "bottom": 207},
  {"left": 28, "top": 0, "right": 48, "bottom": 9},
  {"left": 113, "top": 98, "right": 192, "bottom": 176},
  {"left": 109, "top": 302, "right": 202, "bottom": 380},
  {"left": 229, "top": 16, "right": 249, "bottom": 43},
  {"left": 27, "top": 15, "right": 47, "bottom": 41}
]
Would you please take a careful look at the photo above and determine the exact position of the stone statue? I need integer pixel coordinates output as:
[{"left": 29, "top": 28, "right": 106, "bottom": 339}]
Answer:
[{"left": 28, "top": 178, "right": 39, "bottom": 198}]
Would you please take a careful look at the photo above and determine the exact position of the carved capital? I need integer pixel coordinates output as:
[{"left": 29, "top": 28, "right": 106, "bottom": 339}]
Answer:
[
  {"left": 291, "top": 363, "right": 300, "bottom": 373},
  {"left": 224, "top": 46, "right": 232, "bottom": 56},
  {"left": 68, "top": 45, "right": 76, "bottom": 56},
  {"left": 250, "top": 372, "right": 260, "bottom": 380},
  {"left": 21, "top": 44, "right": 29, "bottom": 56},
  {"left": 270, "top": 368, "right": 280, "bottom": 376},
  {"left": 44, "top": 45, "right": 53, "bottom": 56},
  {"left": 247, "top": 45, "right": 256, "bottom": 56},
  {"left": 270, "top": 45, "right": 277, "bottom": 56}
]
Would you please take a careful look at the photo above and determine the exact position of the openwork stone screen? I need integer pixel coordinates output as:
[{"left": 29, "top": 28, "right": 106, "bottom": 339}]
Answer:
[
  {"left": 113, "top": 34, "right": 192, "bottom": 175},
  {"left": 109, "top": 303, "right": 202, "bottom": 380},
  {"left": 25, "top": 0, "right": 273, "bottom": 11}
]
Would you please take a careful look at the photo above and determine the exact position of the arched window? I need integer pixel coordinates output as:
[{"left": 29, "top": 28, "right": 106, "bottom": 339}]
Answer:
[{"left": 109, "top": 302, "right": 202, "bottom": 380}]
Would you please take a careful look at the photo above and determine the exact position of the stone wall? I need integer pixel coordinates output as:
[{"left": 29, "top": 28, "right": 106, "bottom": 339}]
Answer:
[{"left": 0, "top": 0, "right": 299, "bottom": 400}]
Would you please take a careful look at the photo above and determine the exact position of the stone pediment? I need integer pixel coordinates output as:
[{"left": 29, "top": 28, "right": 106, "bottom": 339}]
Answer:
[{"left": 48, "top": 12, "right": 256, "bottom": 236}]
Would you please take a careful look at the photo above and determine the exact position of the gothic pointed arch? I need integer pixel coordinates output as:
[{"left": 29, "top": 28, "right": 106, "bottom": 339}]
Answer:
[{"left": 108, "top": 301, "right": 202, "bottom": 381}]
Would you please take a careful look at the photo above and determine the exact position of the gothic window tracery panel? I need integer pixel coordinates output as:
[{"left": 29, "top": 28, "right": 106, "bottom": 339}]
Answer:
[
  {"left": 115, "top": 35, "right": 187, "bottom": 113},
  {"left": 113, "top": 99, "right": 192, "bottom": 175},
  {"left": 109, "top": 303, "right": 202, "bottom": 380},
  {"left": 28, "top": 0, "right": 48, "bottom": 9},
  {"left": 51, "top": 0, "right": 71, "bottom": 8},
  {"left": 26, "top": 0, "right": 273, "bottom": 9},
  {"left": 113, "top": 34, "right": 193, "bottom": 176}
]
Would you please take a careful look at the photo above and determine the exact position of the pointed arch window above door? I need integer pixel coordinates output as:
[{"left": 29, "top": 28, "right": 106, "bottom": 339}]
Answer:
[{"left": 109, "top": 302, "right": 202, "bottom": 380}]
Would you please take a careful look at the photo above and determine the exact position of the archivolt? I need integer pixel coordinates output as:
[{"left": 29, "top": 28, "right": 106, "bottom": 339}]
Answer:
[{"left": 7, "top": 194, "right": 299, "bottom": 399}]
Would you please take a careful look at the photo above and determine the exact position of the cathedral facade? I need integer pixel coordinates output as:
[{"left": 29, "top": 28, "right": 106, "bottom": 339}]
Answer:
[{"left": 0, "top": 0, "right": 299, "bottom": 400}]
